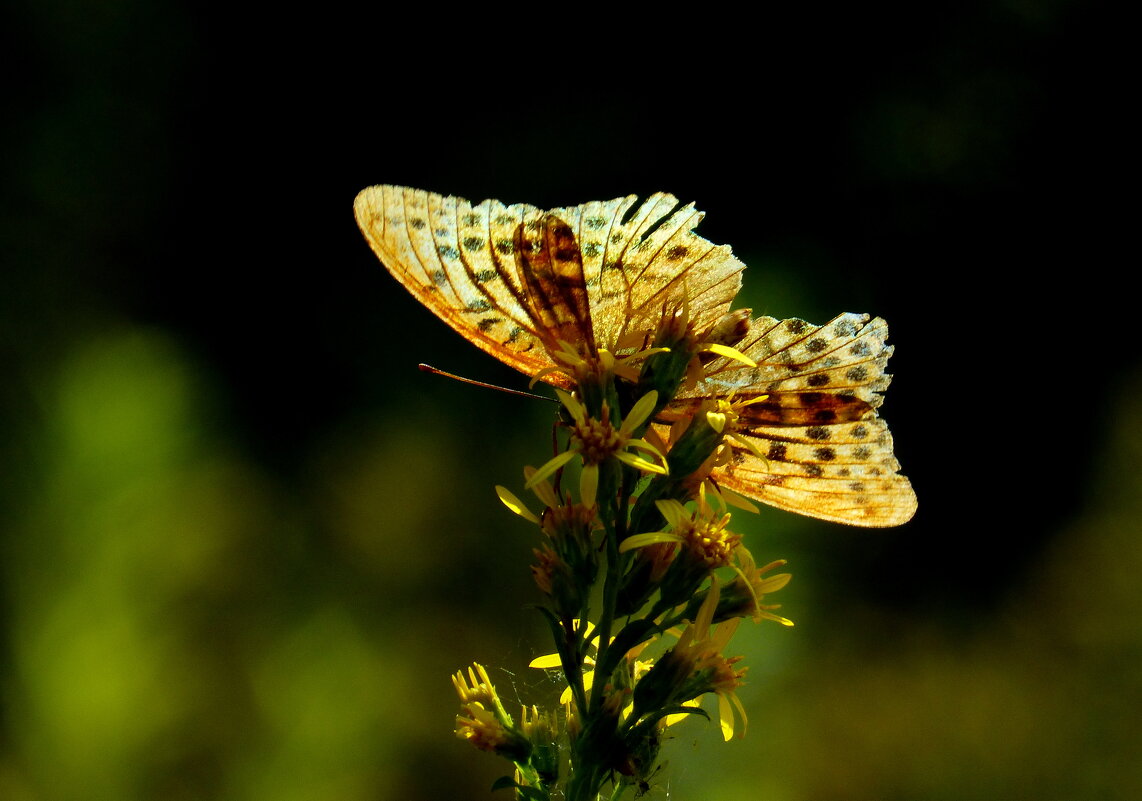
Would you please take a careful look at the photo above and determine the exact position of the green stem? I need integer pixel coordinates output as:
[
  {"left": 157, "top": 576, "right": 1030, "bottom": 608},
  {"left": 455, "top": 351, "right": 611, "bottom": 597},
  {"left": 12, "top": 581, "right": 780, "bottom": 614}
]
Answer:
[
  {"left": 591, "top": 463, "right": 633, "bottom": 712},
  {"left": 565, "top": 762, "right": 604, "bottom": 801}
]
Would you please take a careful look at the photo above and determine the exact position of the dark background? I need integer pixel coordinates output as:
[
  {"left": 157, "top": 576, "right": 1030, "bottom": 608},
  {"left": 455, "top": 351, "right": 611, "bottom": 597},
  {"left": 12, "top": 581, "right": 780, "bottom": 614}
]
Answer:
[{"left": 2, "top": 2, "right": 1136, "bottom": 800}]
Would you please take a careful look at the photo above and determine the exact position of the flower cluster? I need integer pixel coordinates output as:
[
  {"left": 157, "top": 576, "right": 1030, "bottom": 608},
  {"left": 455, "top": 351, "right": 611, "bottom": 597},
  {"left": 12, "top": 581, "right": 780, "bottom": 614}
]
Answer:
[{"left": 454, "top": 308, "right": 792, "bottom": 801}]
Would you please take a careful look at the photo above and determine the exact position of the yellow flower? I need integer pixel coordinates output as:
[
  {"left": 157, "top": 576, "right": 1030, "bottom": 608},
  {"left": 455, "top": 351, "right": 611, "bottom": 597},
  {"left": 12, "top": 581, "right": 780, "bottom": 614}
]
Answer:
[
  {"left": 704, "top": 394, "right": 771, "bottom": 461},
  {"left": 530, "top": 340, "right": 672, "bottom": 391},
  {"left": 455, "top": 701, "right": 513, "bottom": 754},
  {"left": 723, "top": 545, "right": 794, "bottom": 626},
  {"left": 452, "top": 664, "right": 530, "bottom": 758},
  {"left": 666, "top": 577, "right": 750, "bottom": 741},
  {"left": 619, "top": 497, "right": 741, "bottom": 570},
  {"left": 499, "top": 469, "right": 598, "bottom": 611},
  {"left": 526, "top": 389, "right": 667, "bottom": 507}
]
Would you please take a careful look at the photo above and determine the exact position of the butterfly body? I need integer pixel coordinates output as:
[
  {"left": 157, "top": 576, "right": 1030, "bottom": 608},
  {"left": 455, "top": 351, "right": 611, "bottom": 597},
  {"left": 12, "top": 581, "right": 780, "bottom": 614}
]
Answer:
[{"left": 355, "top": 185, "right": 916, "bottom": 526}]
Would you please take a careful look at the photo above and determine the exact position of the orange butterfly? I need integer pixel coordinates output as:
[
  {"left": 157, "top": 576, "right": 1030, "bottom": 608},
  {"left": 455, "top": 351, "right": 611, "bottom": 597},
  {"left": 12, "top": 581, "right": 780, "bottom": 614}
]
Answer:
[{"left": 354, "top": 185, "right": 917, "bottom": 527}]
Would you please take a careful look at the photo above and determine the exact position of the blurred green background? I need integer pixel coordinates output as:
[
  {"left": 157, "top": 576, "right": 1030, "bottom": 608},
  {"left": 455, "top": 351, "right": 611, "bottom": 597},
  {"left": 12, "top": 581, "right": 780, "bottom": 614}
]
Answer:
[{"left": 2, "top": 2, "right": 1134, "bottom": 799}]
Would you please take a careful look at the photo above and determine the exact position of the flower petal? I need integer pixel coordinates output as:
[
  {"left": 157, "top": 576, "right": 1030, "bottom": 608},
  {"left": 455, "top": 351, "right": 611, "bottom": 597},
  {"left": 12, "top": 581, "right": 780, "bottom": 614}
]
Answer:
[
  {"left": 580, "top": 464, "right": 599, "bottom": 508},
  {"left": 704, "top": 342, "right": 757, "bottom": 368},
  {"left": 619, "top": 532, "right": 684, "bottom": 553},
  {"left": 654, "top": 499, "right": 689, "bottom": 529},
  {"left": 529, "top": 653, "right": 563, "bottom": 669},
  {"left": 616, "top": 451, "right": 669, "bottom": 475},
  {"left": 527, "top": 449, "right": 578, "bottom": 488},
  {"left": 555, "top": 389, "right": 587, "bottom": 425},
  {"left": 495, "top": 486, "right": 540, "bottom": 524},
  {"left": 620, "top": 390, "right": 660, "bottom": 434},
  {"left": 523, "top": 466, "right": 561, "bottom": 509}
]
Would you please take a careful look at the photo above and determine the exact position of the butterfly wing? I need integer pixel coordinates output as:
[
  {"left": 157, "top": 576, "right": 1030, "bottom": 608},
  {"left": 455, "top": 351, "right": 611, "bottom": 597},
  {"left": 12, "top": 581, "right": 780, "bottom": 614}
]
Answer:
[
  {"left": 355, "top": 185, "right": 747, "bottom": 380},
  {"left": 550, "top": 193, "right": 746, "bottom": 352},
  {"left": 672, "top": 312, "right": 917, "bottom": 527},
  {"left": 513, "top": 213, "right": 598, "bottom": 357},
  {"left": 354, "top": 184, "right": 559, "bottom": 378}
]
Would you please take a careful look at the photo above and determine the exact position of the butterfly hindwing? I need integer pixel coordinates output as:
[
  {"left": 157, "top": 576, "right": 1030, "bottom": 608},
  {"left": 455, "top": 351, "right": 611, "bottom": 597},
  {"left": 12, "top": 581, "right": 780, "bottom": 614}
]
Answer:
[{"left": 676, "top": 313, "right": 916, "bottom": 526}]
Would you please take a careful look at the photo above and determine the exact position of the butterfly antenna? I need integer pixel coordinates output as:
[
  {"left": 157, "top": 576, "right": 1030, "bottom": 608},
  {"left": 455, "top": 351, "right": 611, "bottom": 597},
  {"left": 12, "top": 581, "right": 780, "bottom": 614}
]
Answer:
[{"left": 418, "top": 364, "right": 558, "bottom": 404}]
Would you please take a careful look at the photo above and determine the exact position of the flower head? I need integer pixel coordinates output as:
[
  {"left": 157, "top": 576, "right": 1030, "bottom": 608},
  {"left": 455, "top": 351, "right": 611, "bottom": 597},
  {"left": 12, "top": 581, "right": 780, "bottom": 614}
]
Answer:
[
  {"left": 452, "top": 663, "right": 530, "bottom": 760},
  {"left": 499, "top": 470, "right": 599, "bottom": 617},
  {"left": 526, "top": 389, "right": 667, "bottom": 507},
  {"left": 632, "top": 577, "right": 750, "bottom": 740},
  {"left": 720, "top": 545, "right": 794, "bottom": 626},
  {"left": 620, "top": 496, "right": 741, "bottom": 570}
]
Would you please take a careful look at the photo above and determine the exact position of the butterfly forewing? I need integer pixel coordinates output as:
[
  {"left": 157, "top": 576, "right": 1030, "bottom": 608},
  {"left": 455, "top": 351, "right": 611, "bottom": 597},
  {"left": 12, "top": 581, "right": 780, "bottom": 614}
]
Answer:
[
  {"left": 514, "top": 215, "right": 597, "bottom": 355},
  {"left": 354, "top": 185, "right": 554, "bottom": 378},
  {"left": 578, "top": 195, "right": 746, "bottom": 350}
]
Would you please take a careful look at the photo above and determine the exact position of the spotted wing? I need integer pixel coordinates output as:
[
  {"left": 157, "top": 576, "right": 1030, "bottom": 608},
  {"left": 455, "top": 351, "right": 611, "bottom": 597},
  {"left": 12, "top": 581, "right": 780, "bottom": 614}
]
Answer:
[
  {"left": 513, "top": 214, "right": 597, "bottom": 356},
  {"left": 355, "top": 185, "right": 747, "bottom": 380},
  {"left": 546, "top": 194, "right": 747, "bottom": 352},
  {"left": 672, "top": 313, "right": 917, "bottom": 527},
  {"left": 354, "top": 185, "right": 560, "bottom": 378}
]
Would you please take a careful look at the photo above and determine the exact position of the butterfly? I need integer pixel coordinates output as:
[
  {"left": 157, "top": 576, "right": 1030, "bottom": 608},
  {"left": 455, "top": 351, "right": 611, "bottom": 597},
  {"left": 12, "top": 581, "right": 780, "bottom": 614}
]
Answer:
[{"left": 354, "top": 185, "right": 917, "bottom": 527}]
